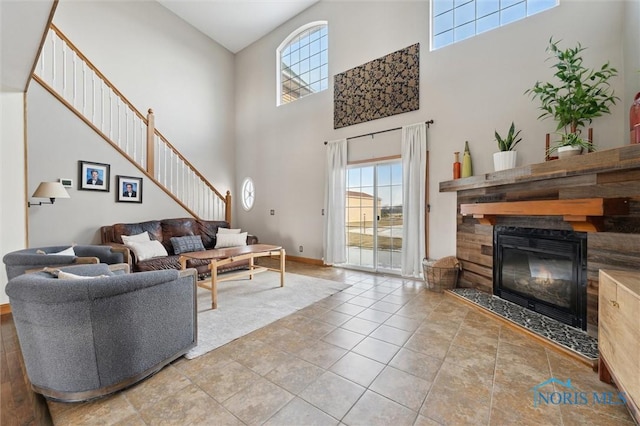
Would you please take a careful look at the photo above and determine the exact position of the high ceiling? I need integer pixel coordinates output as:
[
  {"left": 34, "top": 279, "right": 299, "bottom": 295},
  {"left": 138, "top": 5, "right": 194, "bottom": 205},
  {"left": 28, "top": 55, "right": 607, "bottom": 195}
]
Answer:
[
  {"left": 0, "top": 0, "right": 320, "bottom": 92},
  {"left": 157, "top": 0, "right": 320, "bottom": 53}
]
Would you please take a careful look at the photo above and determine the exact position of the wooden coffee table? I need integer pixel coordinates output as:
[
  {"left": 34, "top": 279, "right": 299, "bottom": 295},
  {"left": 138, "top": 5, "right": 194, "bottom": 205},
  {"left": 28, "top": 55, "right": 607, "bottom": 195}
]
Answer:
[{"left": 179, "top": 244, "right": 285, "bottom": 309}]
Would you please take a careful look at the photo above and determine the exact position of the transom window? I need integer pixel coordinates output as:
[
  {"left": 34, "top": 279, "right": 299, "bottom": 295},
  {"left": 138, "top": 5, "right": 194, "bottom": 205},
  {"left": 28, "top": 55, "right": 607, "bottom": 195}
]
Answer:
[
  {"left": 277, "top": 21, "right": 328, "bottom": 106},
  {"left": 431, "top": 0, "right": 558, "bottom": 50}
]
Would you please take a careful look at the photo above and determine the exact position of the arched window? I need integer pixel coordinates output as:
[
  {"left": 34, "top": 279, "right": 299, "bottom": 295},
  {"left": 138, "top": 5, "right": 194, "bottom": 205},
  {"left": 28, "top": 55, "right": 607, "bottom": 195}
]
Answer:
[{"left": 277, "top": 21, "right": 328, "bottom": 106}]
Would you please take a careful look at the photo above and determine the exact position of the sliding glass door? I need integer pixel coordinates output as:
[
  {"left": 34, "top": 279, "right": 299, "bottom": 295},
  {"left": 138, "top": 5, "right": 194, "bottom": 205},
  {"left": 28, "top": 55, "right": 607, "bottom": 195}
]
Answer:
[{"left": 345, "top": 161, "right": 403, "bottom": 273}]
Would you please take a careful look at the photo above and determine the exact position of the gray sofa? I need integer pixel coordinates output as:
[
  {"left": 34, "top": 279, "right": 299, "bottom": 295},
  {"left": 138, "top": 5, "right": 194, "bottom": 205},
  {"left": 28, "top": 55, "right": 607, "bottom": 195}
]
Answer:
[
  {"left": 5, "top": 263, "right": 197, "bottom": 402},
  {"left": 3, "top": 245, "right": 128, "bottom": 280}
]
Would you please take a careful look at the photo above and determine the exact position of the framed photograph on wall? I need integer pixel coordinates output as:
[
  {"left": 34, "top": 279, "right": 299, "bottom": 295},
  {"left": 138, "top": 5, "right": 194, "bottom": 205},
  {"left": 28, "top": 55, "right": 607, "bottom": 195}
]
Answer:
[
  {"left": 117, "top": 175, "right": 143, "bottom": 203},
  {"left": 79, "top": 160, "right": 110, "bottom": 192}
]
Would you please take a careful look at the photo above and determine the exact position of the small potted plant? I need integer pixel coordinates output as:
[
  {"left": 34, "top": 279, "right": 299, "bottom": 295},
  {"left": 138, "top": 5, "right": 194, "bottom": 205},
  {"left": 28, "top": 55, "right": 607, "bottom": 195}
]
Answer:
[
  {"left": 525, "top": 38, "right": 618, "bottom": 158},
  {"left": 547, "top": 131, "right": 595, "bottom": 158},
  {"left": 494, "top": 121, "right": 522, "bottom": 171}
]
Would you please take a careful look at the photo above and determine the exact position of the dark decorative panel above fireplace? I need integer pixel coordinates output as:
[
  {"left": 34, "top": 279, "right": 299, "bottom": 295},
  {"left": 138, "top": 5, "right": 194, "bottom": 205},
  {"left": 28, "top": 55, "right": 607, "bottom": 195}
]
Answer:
[{"left": 493, "top": 226, "right": 587, "bottom": 330}]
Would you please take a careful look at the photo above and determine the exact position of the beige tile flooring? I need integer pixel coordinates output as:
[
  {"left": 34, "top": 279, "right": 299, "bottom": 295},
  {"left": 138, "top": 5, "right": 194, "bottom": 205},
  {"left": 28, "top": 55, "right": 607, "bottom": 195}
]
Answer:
[{"left": 46, "top": 262, "right": 634, "bottom": 425}]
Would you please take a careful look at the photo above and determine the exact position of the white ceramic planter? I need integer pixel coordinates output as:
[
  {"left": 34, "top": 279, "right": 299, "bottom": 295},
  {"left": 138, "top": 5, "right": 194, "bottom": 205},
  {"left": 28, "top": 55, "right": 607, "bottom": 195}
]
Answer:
[
  {"left": 557, "top": 145, "right": 583, "bottom": 159},
  {"left": 493, "top": 151, "right": 517, "bottom": 171}
]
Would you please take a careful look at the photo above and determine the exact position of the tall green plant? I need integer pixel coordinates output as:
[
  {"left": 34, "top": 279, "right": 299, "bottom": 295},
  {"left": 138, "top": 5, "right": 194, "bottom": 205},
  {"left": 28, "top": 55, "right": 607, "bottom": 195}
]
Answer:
[{"left": 525, "top": 38, "right": 619, "bottom": 148}]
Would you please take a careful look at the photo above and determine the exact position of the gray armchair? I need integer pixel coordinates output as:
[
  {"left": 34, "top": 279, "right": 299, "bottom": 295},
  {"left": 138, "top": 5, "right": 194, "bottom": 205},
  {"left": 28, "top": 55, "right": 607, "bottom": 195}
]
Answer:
[
  {"left": 3, "top": 245, "right": 129, "bottom": 280},
  {"left": 5, "top": 263, "right": 197, "bottom": 402}
]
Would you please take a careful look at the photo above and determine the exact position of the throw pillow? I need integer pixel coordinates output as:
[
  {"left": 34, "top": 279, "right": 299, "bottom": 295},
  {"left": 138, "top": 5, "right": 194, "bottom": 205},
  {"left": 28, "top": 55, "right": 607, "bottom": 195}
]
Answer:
[
  {"left": 125, "top": 240, "right": 168, "bottom": 261},
  {"left": 42, "top": 267, "right": 61, "bottom": 277},
  {"left": 217, "top": 227, "right": 242, "bottom": 234},
  {"left": 58, "top": 271, "right": 109, "bottom": 280},
  {"left": 38, "top": 246, "right": 76, "bottom": 256},
  {"left": 171, "top": 235, "right": 205, "bottom": 254},
  {"left": 121, "top": 231, "right": 150, "bottom": 245},
  {"left": 59, "top": 264, "right": 115, "bottom": 277},
  {"left": 215, "top": 232, "right": 247, "bottom": 248}
]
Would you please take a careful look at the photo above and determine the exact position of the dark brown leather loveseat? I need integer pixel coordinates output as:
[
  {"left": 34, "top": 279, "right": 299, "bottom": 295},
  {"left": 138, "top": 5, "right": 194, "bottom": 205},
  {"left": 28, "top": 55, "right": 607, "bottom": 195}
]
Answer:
[{"left": 101, "top": 218, "right": 258, "bottom": 278}]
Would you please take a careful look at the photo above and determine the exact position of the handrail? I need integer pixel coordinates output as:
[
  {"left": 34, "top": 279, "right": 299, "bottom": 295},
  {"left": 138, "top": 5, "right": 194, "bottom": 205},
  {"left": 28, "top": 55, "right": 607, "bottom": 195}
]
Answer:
[
  {"left": 36, "top": 24, "right": 228, "bottom": 222},
  {"left": 48, "top": 25, "right": 147, "bottom": 124}
]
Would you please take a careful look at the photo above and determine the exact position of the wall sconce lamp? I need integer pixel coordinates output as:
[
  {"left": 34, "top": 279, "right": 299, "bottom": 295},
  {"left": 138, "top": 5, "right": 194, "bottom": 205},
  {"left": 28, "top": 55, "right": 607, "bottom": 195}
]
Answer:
[{"left": 28, "top": 182, "right": 70, "bottom": 207}]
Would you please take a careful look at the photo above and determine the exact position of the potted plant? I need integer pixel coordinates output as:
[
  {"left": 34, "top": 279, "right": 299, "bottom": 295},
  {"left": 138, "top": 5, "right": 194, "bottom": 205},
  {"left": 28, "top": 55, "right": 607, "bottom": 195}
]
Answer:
[
  {"left": 548, "top": 131, "right": 595, "bottom": 158},
  {"left": 494, "top": 121, "right": 522, "bottom": 171},
  {"left": 525, "top": 38, "right": 619, "bottom": 158}
]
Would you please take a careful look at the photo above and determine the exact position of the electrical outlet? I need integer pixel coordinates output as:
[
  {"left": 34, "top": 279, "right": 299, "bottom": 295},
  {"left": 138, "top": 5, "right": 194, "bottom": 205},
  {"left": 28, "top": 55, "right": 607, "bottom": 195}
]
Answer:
[
  {"left": 321, "top": 208, "right": 325, "bottom": 215},
  {"left": 270, "top": 209, "right": 275, "bottom": 215},
  {"left": 299, "top": 245, "right": 303, "bottom": 253}
]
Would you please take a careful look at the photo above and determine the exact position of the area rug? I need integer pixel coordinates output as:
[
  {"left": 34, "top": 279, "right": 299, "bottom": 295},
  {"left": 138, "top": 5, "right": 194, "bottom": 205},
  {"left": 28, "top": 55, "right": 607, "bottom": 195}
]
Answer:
[{"left": 186, "top": 271, "right": 351, "bottom": 359}]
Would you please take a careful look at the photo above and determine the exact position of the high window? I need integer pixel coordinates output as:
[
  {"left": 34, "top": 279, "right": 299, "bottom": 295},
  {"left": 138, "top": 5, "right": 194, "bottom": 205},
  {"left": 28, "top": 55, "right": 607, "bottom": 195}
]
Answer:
[
  {"left": 277, "top": 22, "right": 328, "bottom": 106},
  {"left": 431, "top": 0, "right": 558, "bottom": 50}
]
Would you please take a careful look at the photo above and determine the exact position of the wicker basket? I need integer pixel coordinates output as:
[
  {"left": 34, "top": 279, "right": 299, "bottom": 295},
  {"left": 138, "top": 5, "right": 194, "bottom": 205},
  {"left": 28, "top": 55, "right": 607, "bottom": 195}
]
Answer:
[{"left": 422, "top": 256, "right": 461, "bottom": 292}]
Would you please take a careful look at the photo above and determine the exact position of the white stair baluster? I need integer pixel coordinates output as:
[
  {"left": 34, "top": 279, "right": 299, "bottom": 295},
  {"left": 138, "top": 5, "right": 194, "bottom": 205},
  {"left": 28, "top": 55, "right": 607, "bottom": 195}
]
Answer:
[{"left": 33, "top": 27, "right": 228, "bottom": 221}]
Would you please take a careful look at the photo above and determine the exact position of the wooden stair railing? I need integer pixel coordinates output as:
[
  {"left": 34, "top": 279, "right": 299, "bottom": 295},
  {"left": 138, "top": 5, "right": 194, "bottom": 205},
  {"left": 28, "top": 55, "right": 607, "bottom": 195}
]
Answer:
[{"left": 32, "top": 24, "right": 230, "bottom": 222}]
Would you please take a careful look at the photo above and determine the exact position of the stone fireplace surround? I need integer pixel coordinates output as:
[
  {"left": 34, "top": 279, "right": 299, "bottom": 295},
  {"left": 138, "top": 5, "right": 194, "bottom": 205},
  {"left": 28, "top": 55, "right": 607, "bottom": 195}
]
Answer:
[{"left": 440, "top": 144, "right": 640, "bottom": 336}]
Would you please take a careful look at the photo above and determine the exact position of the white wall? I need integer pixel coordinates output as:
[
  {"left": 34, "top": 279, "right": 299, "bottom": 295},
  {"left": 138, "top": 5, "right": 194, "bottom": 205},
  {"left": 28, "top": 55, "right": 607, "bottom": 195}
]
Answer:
[
  {"left": 1, "top": 92, "right": 27, "bottom": 304},
  {"left": 25, "top": 0, "right": 237, "bottom": 246},
  {"left": 623, "top": 0, "right": 640, "bottom": 137},
  {"left": 27, "top": 83, "right": 189, "bottom": 245},
  {"left": 235, "top": 0, "right": 626, "bottom": 262},
  {"left": 1, "top": 0, "right": 55, "bottom": 306},
  {"left": 52, "top": 0, "right": 237, "bottom": 212}
]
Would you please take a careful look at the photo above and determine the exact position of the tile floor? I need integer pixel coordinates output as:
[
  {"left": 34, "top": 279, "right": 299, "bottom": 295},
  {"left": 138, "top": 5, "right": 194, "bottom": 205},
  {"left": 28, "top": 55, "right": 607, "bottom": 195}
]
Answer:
[
  {"left": 46, "top": 262, "right": 633, "bottom": 425},
  {"left": 450, "top": 288, "right": 599, "bottom": 360}
]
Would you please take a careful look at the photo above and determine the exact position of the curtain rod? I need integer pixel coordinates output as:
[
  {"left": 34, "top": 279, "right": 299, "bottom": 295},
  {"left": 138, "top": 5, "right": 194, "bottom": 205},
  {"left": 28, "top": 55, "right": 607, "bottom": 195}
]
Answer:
[{"left": 323, "top": 120, "right": 433, "bottom": 145}]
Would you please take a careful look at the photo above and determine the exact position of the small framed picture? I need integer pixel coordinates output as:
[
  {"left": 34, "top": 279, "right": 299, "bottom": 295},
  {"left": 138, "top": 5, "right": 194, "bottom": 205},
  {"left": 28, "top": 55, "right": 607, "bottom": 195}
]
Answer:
[
  {"left": 79, "top": 161, "right": 110, "bottom": 192},
  {"left": 117, "top": 175, "right": 143, "bottom": 203}
]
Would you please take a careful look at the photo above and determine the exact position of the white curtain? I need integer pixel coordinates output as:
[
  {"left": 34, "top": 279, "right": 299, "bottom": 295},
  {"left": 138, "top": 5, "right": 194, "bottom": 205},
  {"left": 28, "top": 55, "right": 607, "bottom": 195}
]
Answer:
[
  {"left": 401, "top": 123, "right": 427, "bottom": 277},
  {"left": 323, "top": 139, "right": 347, "bottom": 265}
]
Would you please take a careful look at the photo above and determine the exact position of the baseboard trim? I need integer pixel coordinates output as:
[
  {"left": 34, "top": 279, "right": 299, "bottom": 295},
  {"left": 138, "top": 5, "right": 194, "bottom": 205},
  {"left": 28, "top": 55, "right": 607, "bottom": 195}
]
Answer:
[
  {"left": 1, "top": 303, "right": 11, "bottom": 315},
  {"left": 285, "top": 255, "right": 325, "bottom": 266}
]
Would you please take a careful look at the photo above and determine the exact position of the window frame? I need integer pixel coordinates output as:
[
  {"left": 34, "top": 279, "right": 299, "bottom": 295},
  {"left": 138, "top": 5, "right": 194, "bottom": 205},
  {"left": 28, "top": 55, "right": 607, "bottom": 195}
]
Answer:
[
  {"left": 276, "top": 21, "right": 328, "bottom": 106},
  {"left": 430, "top": 0, "right": 559, "bottom": 51},
  {"left": 240, "top": 177, "right": 255, "bottom": 212}
]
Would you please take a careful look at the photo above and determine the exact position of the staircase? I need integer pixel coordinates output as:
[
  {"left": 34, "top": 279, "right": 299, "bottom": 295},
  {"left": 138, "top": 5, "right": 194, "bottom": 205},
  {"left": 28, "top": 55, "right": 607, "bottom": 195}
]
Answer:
[{"left": 32, "top": 24, "right": 230, "bottom": 222}]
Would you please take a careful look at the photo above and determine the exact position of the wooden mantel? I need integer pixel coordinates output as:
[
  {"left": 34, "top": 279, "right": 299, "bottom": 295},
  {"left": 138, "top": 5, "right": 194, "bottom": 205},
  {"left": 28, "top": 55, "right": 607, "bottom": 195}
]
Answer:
[
  {"left": 460, "top": 198, "right": 630, "bottom": 232},
  {"left": 440, "top": 144, "right": 640, "bottom": 193}
]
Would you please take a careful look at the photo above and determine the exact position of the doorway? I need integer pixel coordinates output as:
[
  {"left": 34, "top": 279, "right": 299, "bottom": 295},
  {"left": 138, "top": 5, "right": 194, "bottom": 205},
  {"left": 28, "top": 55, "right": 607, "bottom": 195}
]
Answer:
[{"left": 345, "top": 161, "right": 403, "bottom": 273}]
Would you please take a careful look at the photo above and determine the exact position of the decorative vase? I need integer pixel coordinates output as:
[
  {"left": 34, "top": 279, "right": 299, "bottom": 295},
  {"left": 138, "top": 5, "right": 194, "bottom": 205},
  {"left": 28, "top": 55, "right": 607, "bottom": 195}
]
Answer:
[
  {"left": 461, "top": 141, "right": 473, "bottom": 178},
  {"left": 453, "top": 152, "right": 461, "bottom": 179},
  {"left": 493, "top": 151, "right": 517, "bottom": 171},
  {"left": 631, "top": 92, "right": 640, "bottom": 144},
  {"left": 557, "top": 145, "right": 583, "bottom": 159}
]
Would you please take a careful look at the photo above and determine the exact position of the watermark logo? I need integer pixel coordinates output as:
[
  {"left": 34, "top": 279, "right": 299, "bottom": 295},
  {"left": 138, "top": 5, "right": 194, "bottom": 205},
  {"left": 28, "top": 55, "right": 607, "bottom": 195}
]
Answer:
[{"left": 531, "top": 378, "right": 627, "bottom": 408}]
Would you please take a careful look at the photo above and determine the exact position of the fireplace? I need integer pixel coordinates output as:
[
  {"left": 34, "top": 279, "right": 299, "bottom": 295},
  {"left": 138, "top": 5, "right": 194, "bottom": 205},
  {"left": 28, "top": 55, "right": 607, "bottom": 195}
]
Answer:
[{"left": 493, "top": 226, "right": 588, "bottom": 330}]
